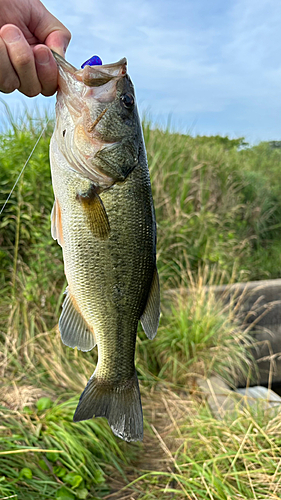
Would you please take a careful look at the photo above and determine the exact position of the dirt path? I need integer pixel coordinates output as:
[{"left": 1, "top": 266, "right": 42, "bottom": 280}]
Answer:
[{"left": 105, "top": 383, "right": 195, "bottom": 500}]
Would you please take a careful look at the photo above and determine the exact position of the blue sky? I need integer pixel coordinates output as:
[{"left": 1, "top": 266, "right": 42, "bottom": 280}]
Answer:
[{"left": 1, "top": 0, "right": 281, "bottom": 142}]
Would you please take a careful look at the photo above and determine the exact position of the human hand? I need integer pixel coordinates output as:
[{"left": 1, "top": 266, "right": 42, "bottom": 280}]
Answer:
[{"left": 0, "top": 0, "right": 71, "bottom": 97}]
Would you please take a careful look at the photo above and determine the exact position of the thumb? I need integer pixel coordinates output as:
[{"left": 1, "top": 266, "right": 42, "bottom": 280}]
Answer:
[
  {"left": 45, "top": 30, "right": 71, "bottom": 57},
  {"left": 32, "top": 1, "right": 71, "bottom": 56}
]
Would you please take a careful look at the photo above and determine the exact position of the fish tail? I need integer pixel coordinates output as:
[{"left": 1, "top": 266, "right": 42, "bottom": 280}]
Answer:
[{"left": 73, "top": 371, "right": 143, "bottom": 442}]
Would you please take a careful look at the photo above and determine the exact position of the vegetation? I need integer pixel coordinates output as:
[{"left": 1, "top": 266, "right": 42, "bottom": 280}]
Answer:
[
  {"left": 144, "top": 123, "right": 281, "bottom": 284},
  {"left": 1, "top": 108, "right": 281, "bottom": 499},
  {"left": 139, "top": 266, "right": 257, "bottom": 387},
  {"left": 124, "top": 394, "right": 281, "bottom": 499}
]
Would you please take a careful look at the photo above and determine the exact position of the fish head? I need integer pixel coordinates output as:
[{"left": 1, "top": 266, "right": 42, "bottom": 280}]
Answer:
[{"left": 52, "top": 52, "right": 144, "bottom": 187}]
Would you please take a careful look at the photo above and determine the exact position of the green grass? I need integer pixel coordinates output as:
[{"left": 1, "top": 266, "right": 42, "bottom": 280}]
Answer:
[
  {"left": 0, "top": 396, "right": 134, "bottom": 500},
  {"left": 139, "top": 266, "right": 257, "bottom": 387},
  {"left": 144, "top": 123, "right": 281, "bottom": 283},
  {"left": 126, "top": 397, "right": 281, "bottom": 499},
  {"left": 1, "top": 108, "right": 281, "bottom": 499}
]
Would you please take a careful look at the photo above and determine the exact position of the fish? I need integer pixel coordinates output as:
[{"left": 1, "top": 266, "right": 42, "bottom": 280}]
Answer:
[{"left": 49, "top": 52, "right": 160, "bottom": 442}]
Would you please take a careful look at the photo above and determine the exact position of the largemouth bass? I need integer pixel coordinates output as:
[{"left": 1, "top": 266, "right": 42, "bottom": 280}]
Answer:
[{"left": 49, "top": 52, "right": 160, "bottom": 442}]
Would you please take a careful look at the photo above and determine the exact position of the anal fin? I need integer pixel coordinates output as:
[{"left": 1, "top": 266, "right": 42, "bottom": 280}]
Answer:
[
  {"left": 59, "top": 288, "right": 96, "bottom": 352},
  {"left": 140, "top": 267, "right": 160, "bottom": 340}
]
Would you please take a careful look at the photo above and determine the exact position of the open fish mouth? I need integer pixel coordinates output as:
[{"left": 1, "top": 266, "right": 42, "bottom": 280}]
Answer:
[
  {"left": 51, "top": 51, "right": 129, "bottom": 186},
  {"left": 52, "top": 51, "right": 127, "bottom": 106},
  {"left": 51, "top": 50, "right": 127, "bottom": 88}
]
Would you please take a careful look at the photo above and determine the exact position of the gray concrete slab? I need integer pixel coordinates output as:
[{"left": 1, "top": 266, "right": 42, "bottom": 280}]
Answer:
[
  {"left": 166, "top": 279, "right": 281, "bottom": 386},
  {"left": 197, "top": 376, "right": 281, "bottom": 420}
]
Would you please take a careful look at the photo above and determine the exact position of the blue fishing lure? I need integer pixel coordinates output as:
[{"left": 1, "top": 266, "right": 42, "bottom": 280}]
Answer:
[{"left": 81, "top": 56, "right": 102, "bottom": 68}]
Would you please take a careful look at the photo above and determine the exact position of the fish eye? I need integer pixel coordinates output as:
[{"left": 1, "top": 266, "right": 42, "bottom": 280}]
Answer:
[{"left": 120, "top": 93, "right": 134, "bottom": 110}]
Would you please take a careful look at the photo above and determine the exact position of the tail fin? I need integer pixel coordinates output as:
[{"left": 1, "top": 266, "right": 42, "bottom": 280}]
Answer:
[{"left": 73, "top": 371, "right": 143, "bottom": 442}]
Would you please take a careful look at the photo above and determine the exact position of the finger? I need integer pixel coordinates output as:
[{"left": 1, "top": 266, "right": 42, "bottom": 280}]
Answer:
[
  {"left": 0, "top": 24, "right": 41, "bottom": 97},
  {"left": 0, "top": 36, "right": 20, "bottom": 93},
  {"left": 33, "top": 44, "right": 58, "bottom": 96},
  {"left": 31, "top": 3, "right": 71, "bottom": 57},
  {"left": 44, "top": 30, "right": 71, "bottom": 58}
]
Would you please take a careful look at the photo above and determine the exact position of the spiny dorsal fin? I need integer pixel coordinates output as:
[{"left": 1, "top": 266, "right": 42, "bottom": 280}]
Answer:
[
  {"left": 59, "top": 287, "right": 96, "bottom": 352},
  {"left": 140, "top": 267, "right": 160, "bottom": 340},
  {"left": 51, "top": 198, "right": 64, "bottom": 247},
  {"left": 76, "top": 186, "right": 110, "bottom": 240}
]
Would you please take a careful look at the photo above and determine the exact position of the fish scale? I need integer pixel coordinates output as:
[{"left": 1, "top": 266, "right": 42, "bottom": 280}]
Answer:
[{"left": 50, "top": 52, "right": 160, "bottom": 441}]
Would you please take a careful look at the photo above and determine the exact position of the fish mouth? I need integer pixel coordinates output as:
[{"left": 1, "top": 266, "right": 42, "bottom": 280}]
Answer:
[
  {"left": 52, "top": 51, "right": 127, "bottom": 186},
  {"left": 51, "top": 51, "right": 127, "bottom": 88}
]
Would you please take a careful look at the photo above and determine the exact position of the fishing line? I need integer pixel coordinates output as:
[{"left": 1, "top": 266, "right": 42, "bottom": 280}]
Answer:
[{"left": 0, "top": 119, "right": 50, "bottom": 216}]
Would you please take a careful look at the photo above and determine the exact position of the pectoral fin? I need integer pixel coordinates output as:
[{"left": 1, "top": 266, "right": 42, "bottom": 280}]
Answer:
[
  {"left": 51, "top": 198, "right": 64, "bottom": 247},
  {"left": 76, "top": 185, "right": 110, "bottom": 240},
  {"left": 140, "top": 268, "right": 160, "bottom": 340},
  {"left": 59, "top": 288, "right": 96, "bottom": 352}
]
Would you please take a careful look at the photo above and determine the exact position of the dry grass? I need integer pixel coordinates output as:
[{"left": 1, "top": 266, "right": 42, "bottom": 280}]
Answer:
[
  {"left": 1, "top": 384, "right": 44, "bottom": 411},
  {"left": 110, "top": 385, "right": 281, "bottom": 500},
  {"left": 1, "top": 270, "right": 281, "bottom": 499}
]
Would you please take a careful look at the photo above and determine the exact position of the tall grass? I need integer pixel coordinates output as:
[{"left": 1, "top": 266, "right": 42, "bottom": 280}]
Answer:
[
  {"left": 0, "top": 109, "right": 135, "bottom": 499},
  {"left": 124, "top": 391, "right": 281, "bottom": 499},
  {"left": 139, "top": 264, "right": 258, "bottom": 387},
  {"left": 144, "top": 124, "right": 281, "bottom": 283},
  {"left": 1, "top": 112, "right": 281, "bottom": 296}
]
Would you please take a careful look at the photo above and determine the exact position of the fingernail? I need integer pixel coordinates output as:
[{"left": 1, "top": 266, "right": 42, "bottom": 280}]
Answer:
[
  {"left": 35, "top": 49, "right": 51, "bottom": 65},
  {"left": 2, "top": 26, "right": 21, "bottom": 44}
]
